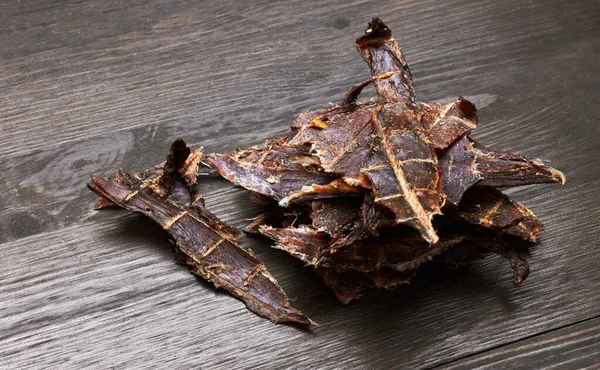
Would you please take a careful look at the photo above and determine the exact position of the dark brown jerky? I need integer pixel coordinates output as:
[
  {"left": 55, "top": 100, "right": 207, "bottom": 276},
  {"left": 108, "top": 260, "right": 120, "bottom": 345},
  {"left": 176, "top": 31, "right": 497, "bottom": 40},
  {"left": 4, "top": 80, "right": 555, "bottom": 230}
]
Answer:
[
  {"left": 355, "top": 17, "right": 416, "bottom": 105},
  {"left": 259, "top": 224, "right": 465, "bottom": 273},
  {"left": 459, "top": 226, "right": 531, "bottom": 286},
  {"left": 438, "top": 135, "right": 482, "bottom": 204},
  {"left": 472, "top": 140, "right": 565, "bottom": 187},
  {"left": 88, "top": 140, "right": 312, "bottom": 325},
  {"left": 432, "top": 239, "right": 488, "bottom": 266},
  {"left": 211, "top": 18, "right": 563, "bottom": 299},
  {"left": 312, "top": 194, "right": 393, "bottom": 264},
  {"left": 456, "top": 186, "right": 543, "bottom": 242},
  {"left": 310, "top": 198, "right": 363, "bottom": 236},
  {"left": 208, "top": 138, "right": 336, "bottom": 202},
  {"left": 317, "top": 267, "right": 417, "bottom": 304}
]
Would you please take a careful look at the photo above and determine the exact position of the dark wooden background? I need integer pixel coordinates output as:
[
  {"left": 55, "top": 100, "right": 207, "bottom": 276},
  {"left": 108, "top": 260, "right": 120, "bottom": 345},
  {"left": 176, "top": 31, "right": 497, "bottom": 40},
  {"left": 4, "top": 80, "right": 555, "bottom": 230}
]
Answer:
[{"left": 1, "top": 0, "right": 599, "bottom": 368}]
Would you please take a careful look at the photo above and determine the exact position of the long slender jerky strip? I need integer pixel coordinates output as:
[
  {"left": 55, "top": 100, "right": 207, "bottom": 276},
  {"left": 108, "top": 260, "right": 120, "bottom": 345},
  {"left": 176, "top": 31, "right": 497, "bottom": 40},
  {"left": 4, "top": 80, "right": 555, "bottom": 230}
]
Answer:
[
  {"left": 471, "top": 140, "right": 565, "bottom": 187},
  {"left": 88, "top": 140, "right": 312, "bottom": 325}
]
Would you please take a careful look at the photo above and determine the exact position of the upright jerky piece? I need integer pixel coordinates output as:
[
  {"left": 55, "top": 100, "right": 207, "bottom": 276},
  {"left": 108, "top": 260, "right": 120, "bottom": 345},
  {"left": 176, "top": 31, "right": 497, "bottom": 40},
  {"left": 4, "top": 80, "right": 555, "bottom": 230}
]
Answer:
[{"left": 88, "top": 140, "right": 312, "bottom": 325}]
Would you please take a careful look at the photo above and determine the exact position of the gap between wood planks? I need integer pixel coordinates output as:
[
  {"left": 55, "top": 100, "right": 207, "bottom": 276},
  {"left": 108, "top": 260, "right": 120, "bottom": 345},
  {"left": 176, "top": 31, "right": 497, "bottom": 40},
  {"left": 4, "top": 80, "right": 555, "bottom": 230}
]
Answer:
[{"left": 427, "top": 314, "right": 600, "bottom": 369}]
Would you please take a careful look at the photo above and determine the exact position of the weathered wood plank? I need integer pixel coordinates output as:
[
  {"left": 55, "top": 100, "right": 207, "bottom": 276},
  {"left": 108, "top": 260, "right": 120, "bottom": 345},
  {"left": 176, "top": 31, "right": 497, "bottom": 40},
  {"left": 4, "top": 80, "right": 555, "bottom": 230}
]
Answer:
[
  {"left": 1, "top": 211, "right": 598, "bottom": 369},
  {"left": 1, "top": 0, "right": 599, "bottom": 368},
  {"left": 1, "top": 0, "right": 597, "bottom": 158},
  {"left": 437, "top": 317, "right": 600, "bottom": 369}
]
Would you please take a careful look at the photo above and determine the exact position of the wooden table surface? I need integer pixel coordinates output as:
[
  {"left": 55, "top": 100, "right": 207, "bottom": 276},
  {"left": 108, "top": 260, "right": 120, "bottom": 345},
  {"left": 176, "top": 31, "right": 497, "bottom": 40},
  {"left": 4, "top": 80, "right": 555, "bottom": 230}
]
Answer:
[{"left": 1, "top": 1, "right": 599, "bottom": 368}]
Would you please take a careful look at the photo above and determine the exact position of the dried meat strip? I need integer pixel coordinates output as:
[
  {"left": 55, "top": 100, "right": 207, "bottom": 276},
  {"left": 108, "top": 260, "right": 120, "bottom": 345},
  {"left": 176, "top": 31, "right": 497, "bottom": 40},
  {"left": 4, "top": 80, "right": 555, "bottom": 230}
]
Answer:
[
  {"left": 89, "top": 139, "right": 312, "bottom": 325},
  {"left": 472, "top": 140, "right": 565, "bottom": 187},
  {"left": 208, "top": 139, "right": 335, "bottom": 202},
  {"left": 259, "top": 223, "right": 465, "bottom": 273},
  {"left": 438, "top": 135, "right": 482, "bottom": 204},
  {"left": 456, "top": 186, "right": 543, "bottom": 242}
]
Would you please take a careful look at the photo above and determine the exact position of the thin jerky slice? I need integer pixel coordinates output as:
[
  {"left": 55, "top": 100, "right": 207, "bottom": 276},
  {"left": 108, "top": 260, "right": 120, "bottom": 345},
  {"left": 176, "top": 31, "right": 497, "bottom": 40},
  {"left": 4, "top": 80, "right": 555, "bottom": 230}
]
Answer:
[
  {"left": 89, "top": 139, "right": 312, "bottom": 325},
  {"left": 456, "top": 186, "right": 543, "bottom": 242},
  {"left": 438, "top": 135, "right": 482, "bottom": 204},
  {"left": 343, "top": 82, "right": 477, "bottom": 151},
  {"left": 326, "top": 231, "right": 465, "bottom": 273},
  {"left": 310, "top": 197, "right": 363, "bottom": 235},
  {"left": 259, "top": 224, "right": 465, "bottom": 273},
  {"left": 289, "top": 98, "right": 446, "bottom": 244},
  {"left": 313, "top": 194, "right": 393, "bottom": 264},
  {"left": 281, "top": 178, "right": 363, "bottom": 206},
  {"left": 355, "top": 17, "right": 415, "bottom": 105},
  {"left": 259, "top": 225, "right": 328, "bottom": 265},
  {"left": 208, "top": 139, "right": 336, "bottom": 201},
  {"left": 417, "top": 98, "right": 478, "bottom": 150},
  {"left": 361, "top": 105, "right": 444, "bottom": 244},
  {"left": 317, "top": 267, "right": 416, "bottom": 304},
  {"left": 288, "top": 102, "right": 378, "bottom": 185},
  {"left": 472, "top": 140, "right": 565, "bottom": 187},
  {"left": 285, "top": 20, "right": 453, "bottom": 243}
]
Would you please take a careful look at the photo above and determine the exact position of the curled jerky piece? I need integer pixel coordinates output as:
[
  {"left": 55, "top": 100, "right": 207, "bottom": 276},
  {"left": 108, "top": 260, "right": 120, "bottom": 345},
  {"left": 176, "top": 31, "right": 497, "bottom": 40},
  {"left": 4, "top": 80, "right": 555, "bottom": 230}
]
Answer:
[
  {"left": 88, "top": 140, "right": 312, "bottom": 325},
  {"left": 460, "top": 226, "right": 531, "bottom": 286}
]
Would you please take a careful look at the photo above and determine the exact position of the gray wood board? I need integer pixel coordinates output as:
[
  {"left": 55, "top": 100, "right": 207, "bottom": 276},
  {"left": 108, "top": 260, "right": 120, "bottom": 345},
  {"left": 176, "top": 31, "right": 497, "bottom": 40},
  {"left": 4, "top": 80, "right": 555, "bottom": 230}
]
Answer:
[
  {"left": 438, "top": 317, "right": 600, "bottom": 369},
  {"left": 1, "top": 0, "right": 599, "bottom": 368}
]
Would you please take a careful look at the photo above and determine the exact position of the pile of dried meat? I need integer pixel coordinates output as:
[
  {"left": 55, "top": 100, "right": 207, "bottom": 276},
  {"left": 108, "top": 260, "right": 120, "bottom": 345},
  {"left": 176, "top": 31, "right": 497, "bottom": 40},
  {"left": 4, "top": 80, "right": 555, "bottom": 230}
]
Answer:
[{"left": 89, "top": 18, "right": 564, "bottom": 325}]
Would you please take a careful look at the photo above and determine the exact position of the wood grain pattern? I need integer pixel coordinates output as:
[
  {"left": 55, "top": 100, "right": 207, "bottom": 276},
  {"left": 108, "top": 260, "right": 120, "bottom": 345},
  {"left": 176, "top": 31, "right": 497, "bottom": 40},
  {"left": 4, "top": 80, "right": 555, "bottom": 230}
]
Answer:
[
  {"left": 1, "top": 0, "right": 599, "bottom": 368},
  {"left": 438, "top": 317, "right": 600, "bottom": 369}
]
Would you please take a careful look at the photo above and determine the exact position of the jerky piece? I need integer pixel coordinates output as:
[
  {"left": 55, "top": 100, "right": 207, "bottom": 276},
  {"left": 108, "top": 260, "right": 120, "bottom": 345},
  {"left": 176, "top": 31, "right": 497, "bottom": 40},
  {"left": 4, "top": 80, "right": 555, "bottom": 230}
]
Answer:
[
  {"left": 260, "top": 225, "right": 329, "bottom": 265},
  {"left": 343, "top": 85, "right": 477, "bottom": 150},
  {"left": 326, "top": 231, "right": 465, "bottom": 273},
  {"left": 208, "top": 139, "right": 336, "bottom": 201},
  {"left": 290, "top": 105, "right": 446, "bottom": 244},
  {"left": 287, "top": 47, "right": 448, "bottom": 244},
  {"left": 317, "top": 267, "right": 417, "bottom": 304},
  {"left": 361, "top": 105, "right": 445, "bottom": 244},
  {"left": 89, "top": 140, "right": 312, "bottom": 325},
  {"left": 432, "top": 239, "right": 488, "bottom": 266},
  {"left": 281, "top": 178, "right": 363, "bottom": 206},
  {"left": 462, "top": 227, "right": 530, "bottom": 286},
  {"left": 472, "top": 140, "right": 565, "bottom": 187},
  {"left": 313, "top": 194, "right": 393, "bottom": 264},
  {"left": 259, "top": 224, "right": 464, "bottom": 273},
  {"left": 456, "top": 186, "right": 543, "bottom": 242},
  {"left": 417, "top": 98, "right": 478, "bottom": 150},
  {"left": 288, "top": 102, "right": 378, "bottom": 185},
  {"left": 310, "top": 197, "right": 363, "bottom": 236},
  {"left": 438, "top": 135, "right": 482, "bottom": 204},
  {"left": 355, "top": 17, "right": 415, "bottom": 105}
]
